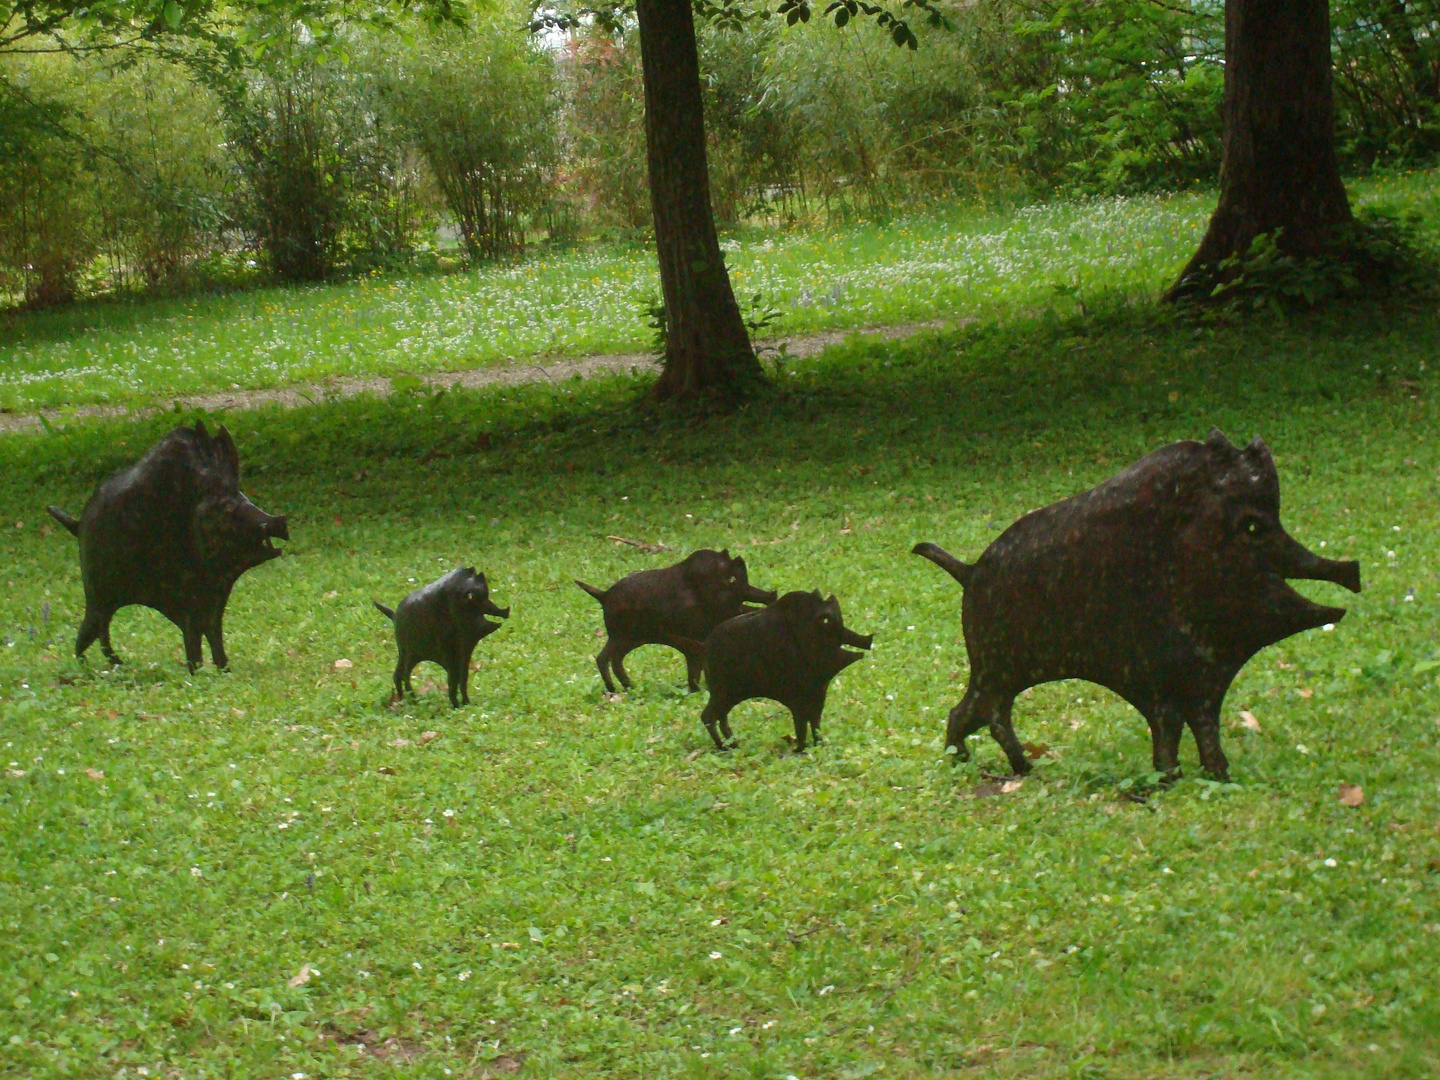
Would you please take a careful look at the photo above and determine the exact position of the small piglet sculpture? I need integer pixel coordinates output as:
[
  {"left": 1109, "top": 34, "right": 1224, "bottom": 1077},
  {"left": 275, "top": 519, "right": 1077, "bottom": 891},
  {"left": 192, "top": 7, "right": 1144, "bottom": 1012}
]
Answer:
[
  {"left": 700, "top": 590, "right": 872, "bottom": 752},
  {"left": 375, "top": 567, "right": 509, "bottom": 707},
  {"left": 47, "top": 421, "right": 288, "bottom": 671},
  {"left": 913, "top": 429, "right": 1361, "bottom": 781},
  {"left": 576, "top": 548, "right": 776, "bottom": 693}
]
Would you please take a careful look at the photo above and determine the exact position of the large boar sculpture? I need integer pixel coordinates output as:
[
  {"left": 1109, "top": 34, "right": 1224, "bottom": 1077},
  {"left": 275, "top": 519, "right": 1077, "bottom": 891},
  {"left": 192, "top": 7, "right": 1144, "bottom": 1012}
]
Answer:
[
  {"left": 48, "top": 421, "right": 288, "bottom": 671},
  {"left": 913, "top": 430, "right": 1360, "bottom": 782}
]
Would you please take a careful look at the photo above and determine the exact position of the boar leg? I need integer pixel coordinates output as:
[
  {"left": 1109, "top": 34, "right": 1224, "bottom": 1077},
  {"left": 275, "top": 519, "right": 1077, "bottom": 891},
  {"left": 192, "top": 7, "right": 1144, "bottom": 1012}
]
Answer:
[
  {"left": 392, "top": 653, "right": 411, "bottom": 700},
  {"left": 683, "top": 648, "right": 704, "bottom": 694},
  {"left": 609, "top": 645, "right": 634, "bottom": 691},
  {"left": 1187, "top": 708, "right": 1230, "bottom": 782},
  {"left": 950, "top": 686, "right": 1029, "bottom": 775},
  {"left": 76, "top": 605, "right": 120, "bottom": 665},
  {"left": 454, "top": 647, "right": 474, "bottom": 706},
  {"left": 791, "top": 703, "right": 822, "bottom": 753},
  {"left": 985, "top": 696, "right": 1031, "bottom": 776},
  {"left": 181, "top": 614, "right": 204, "bottom": 673},
  {"left": 701, "top": 695, "right": 738, "bottom": 750},
  {"left": 943, "top": 685, "right": 988, "bottom": 761},
  {"left": 446, "top": 666, "right": 462, "bottom": 708},
  {"left": 594, "top": 641, "right": 618, "bottom": 693},
  {"left": 1141, "top": 704, "right": 1186, "bottom": 780},
  {"left": 204, "top": 615, "right": 228, "bottom": 671}
]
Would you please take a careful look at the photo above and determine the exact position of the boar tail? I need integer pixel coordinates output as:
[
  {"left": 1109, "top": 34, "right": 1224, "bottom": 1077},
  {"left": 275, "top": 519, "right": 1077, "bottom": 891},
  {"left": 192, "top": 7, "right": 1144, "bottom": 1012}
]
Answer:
[
  {"left": 46, "top": 506, "right": 80, "bottom": 537},
  {"left": 373, "top": 600, "right": 396, "bottom": 620},
  {"left": 911, "top": 542, "right": 974, "bottom": 588},
  {"left": 575, "top": 580, "right": 607, "bottom": 603}
]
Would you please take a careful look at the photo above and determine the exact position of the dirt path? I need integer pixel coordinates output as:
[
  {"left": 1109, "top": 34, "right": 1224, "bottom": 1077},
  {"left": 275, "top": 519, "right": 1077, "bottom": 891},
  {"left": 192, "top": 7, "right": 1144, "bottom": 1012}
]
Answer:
[{"left": 0, "top": 320, "right": 958, "bottom": 435}]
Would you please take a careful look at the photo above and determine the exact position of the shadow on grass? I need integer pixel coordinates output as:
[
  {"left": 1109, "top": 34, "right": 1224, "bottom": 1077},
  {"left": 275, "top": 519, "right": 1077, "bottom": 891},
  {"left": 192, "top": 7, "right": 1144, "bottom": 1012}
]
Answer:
[{"left": 2, "top": 297, "right": 1434, "bottom": 506}]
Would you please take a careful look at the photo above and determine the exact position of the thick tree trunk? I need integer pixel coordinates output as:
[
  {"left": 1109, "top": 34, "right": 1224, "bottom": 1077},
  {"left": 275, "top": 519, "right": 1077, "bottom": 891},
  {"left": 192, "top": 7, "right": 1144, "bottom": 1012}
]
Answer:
[
  {"left": 1169, "top": 0, "right": 1352, "bottom": 296},
  {"left": 634, "top": 0, "right": 763, "bottom": 402}
]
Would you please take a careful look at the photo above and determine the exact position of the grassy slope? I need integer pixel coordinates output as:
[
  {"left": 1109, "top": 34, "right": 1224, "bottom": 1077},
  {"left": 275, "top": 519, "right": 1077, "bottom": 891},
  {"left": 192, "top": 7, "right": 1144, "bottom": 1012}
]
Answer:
[
  {"left": 0, "top": 296, "right": 1437, "bottom": 1078},
  {"left": 0, "top": 168, "right": 1430, "bottom": 414}
]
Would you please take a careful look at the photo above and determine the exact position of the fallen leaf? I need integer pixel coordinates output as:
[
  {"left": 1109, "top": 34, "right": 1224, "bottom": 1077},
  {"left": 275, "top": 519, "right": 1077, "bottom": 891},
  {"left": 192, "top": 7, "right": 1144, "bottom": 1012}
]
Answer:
[
  {"left": 289, "top": 964, "right": 314, "bottom": 987},
  {"left": 377, "top": 766, "right": 396, "bottom": 775},
  {"left": 686, "top": 749, "right": 702, "bottom": 762},
  {"left": 334, "top": 658, "right": 353, "bottom": 670},
  {"left": 6, "top": 769, "right": 24, "bottom": 778},
  {"left": 972, "top": 782, "right": 1002, "bottom": 798},
  {"left": 1239, "top": 710, "right": 1261, "bottom": 731},
  {"left": 390, "top": 738, "right": 410, "bottom": 748},
  {"left": 1297, "top": 687, "right": 1313, "bottom": 699},
  {"left": 84, "top": 768, "right": 104, "bottom": 780},
  {"left": 1000, "top": 778, "right": 1025, "bottom": 794},
  {"left": 1338, "top": 783, "right": 1365, "bottom": 807},
  {"left": 232, "top": 707, "right": 246, "bottom": 718},
  {"left": 323, "top": 590, "right": 338, "bottom": 600},
  {"left": 418, "top": 731, "right": 440, "bottom": 744},
  {"left": 1022, "top": 741, "right": 1049, "bottom": 760}
]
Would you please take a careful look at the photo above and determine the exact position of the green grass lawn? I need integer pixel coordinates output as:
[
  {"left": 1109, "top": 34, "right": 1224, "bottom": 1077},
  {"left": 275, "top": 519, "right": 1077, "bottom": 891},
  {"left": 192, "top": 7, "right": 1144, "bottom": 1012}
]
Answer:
[
  {"left": 2, "top": 168, "right": 1436, "bottom": 414},
  {"left": 1, "top": 292, "right": 1437, "bottom": 1078}
]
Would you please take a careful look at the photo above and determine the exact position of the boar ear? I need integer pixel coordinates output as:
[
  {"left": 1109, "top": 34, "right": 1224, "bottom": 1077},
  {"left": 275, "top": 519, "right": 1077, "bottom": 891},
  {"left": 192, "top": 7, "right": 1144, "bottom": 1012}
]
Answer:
[
  {"left": 719, "top": 548, "right": 730, "bottom": 559},
  {"left": 213, "top": 425, "right": 240, "bottom": 480},
  {"left": 194, "top": 419, "right": 210, "bottom": 442},
  {"left": 1242, "top": 434, "right": 1272, "bottom": 462}
]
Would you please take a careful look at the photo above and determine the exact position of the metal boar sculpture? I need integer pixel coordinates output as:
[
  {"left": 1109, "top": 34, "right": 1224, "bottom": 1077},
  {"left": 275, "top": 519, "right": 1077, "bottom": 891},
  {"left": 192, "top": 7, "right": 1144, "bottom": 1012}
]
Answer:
[
  {"left": 912, "top": 430, "right": 1360, "bottom": 782},
  {"left": 47, "top": 421, "right": 289, "bottom": 671}
]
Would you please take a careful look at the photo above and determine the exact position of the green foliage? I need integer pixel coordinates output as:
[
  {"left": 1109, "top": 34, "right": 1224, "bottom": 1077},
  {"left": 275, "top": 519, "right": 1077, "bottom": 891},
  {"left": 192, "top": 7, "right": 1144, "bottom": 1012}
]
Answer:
[
  {"left": 377, "top": 18, "right": 560, "bottom": 262},
  {"left": 215, "top": 21, "right": 433, "bottom": 282},
  {"left": 1332, "top": 0, "right": 1440, "bottom": 165},
  {"left": 2, "top": 296, "right": 1438, "bottom": 1077},
  {"left": 1183, "top": 208, "right": 1440, "bottom": 314},
  {"left": 970, "top": 0, "right": 1224, "bottom": 194}
]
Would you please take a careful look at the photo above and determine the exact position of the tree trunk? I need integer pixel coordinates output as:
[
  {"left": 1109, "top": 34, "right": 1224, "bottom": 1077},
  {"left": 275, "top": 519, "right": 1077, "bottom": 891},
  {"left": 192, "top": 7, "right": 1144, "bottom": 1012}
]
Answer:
[
  {"left": 635, "top": 0, "right": 763, "bottom": 402},
  {"left": 1169, "top": 0, "right": 1352, "bottom": 296}
]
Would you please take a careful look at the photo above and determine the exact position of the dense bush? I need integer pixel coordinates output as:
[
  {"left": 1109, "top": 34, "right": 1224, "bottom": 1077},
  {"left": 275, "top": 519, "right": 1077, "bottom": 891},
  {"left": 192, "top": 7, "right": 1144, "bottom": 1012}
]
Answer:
[
  {"left": 216, "top": 24, "right": 433, "bottom": 282},
  {"left": 378, "top": 23, "right": 560, "bottom": 260},
  {"left": 3, "top": 0, "right": 1438, "bottom": 308}
]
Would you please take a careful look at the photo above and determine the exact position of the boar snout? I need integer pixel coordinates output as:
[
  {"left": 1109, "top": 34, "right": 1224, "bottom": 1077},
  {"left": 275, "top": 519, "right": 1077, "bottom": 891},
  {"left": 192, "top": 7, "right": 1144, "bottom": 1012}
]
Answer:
[
  {"left": 1270, "top": 530, "right": 1361, "bottom": 593},
  {"left": 267, "top": 515, "right": 290, "bottom": 542},
  {"left": 841, "top": 627, "right": 873, "bottom": 650},
  {"left": 742, "top": 584, "right": 778, "bottom": 605},
  {"left": 485, "top": 601, "right": 511, "bottom": 619}
]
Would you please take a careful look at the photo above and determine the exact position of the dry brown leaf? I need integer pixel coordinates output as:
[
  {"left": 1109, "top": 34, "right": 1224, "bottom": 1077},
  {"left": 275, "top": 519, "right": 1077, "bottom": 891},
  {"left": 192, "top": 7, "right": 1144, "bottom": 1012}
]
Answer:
[
  {"left": 1022, "top": 741, "right": 1049, "bottom": 760},
  {"left": 84, "top": 768, "right": 104, "bottom": 780},
  {"left": 1297, "top": 688, "right": 1313, "bottom": 699},
  {"left": 1338, "top": 783, "right": 1365, "bottom": 807},
  {"left": 1000, "top": 778, "right": 1025, "bottom": 794},
  {"left": 418, "top": 731, "right": 440, "bottom": 744},
  {"left": 1239, "top": 710, "right": 1261, "bottom": 731},
  {"left": 377, "top": 766, "right": 396, "bottom": 776},
  {"left": 685, "top": 749, "right": 702, "bottom": 762},
  {"left": 333, "top": 658, "right": 353, "bottom": 670},
  {"left": 288, "top": 964, "right": 314, "bottom": 987},
  {"left": 390, "top": 738, "right": 411, "bottom": 748}
]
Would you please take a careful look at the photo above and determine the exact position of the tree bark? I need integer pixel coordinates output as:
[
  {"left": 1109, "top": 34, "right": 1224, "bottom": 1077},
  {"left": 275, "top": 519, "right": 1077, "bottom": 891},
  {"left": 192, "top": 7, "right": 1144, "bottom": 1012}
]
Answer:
[
  {"left": 1169, "top": 0, "right": 1352, "bottom": 296},
  {"left": 634, "top": 0, "right": 764, "bottom": 402}
]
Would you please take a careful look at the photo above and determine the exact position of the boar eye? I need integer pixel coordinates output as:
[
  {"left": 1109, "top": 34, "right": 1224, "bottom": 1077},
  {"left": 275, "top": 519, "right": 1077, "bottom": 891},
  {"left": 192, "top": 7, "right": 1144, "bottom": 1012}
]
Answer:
[{"left": 1238, "top": 514, "right": 1267, "bottom": 539}]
